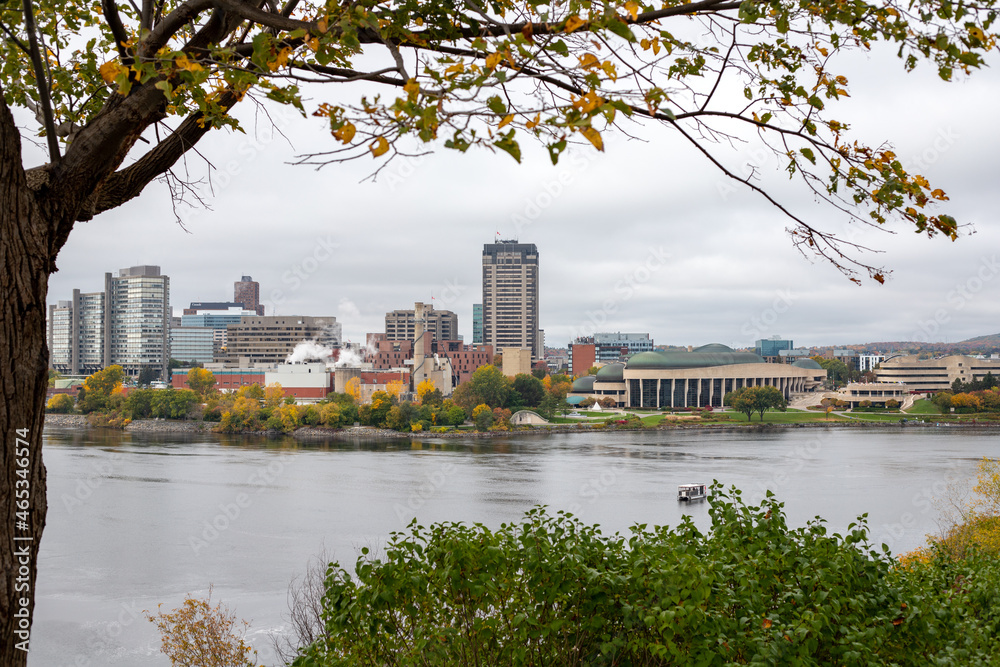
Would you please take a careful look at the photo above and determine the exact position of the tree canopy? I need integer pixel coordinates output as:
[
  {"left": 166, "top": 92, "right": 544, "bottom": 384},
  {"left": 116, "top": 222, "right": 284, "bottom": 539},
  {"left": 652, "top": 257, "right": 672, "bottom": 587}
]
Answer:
[{"left": 3, "top": 0, "right": 996, "bottom": 279}]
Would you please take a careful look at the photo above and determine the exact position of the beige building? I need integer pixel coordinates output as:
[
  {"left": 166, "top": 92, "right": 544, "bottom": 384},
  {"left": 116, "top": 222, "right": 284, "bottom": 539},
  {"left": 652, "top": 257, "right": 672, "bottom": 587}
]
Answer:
[
  {"left": 385, "top": 305, "right": 458, "bottom": 342},
  {"left": 831, "top": 382, "right": 909, "bottom": 408},
  {"left": 483, "top": 241, "right": 542, "bottom": 361},
  {"left": 875, "top": 354, "right": 1000, "bottom": 392},
  {"left": 223, "top": 316, "right": 341, "bottom": 366},
  {"left": 501, "top": 347, "right": 533, "bottom": 378},
  {"left": 570, "top": 344, "right": 825, "bottom": 408}
]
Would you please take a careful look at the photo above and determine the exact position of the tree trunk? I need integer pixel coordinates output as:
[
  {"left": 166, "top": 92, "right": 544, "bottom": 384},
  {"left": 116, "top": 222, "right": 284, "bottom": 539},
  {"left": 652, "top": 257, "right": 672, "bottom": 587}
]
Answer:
[{"left": 0, "top": 87, "right": 51, "bottom": 667}]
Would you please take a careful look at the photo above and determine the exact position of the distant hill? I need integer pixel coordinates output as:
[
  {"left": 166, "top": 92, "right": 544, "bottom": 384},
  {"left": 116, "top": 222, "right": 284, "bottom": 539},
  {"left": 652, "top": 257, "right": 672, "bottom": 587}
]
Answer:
[{"left": 960, "top": 333, "right": 1000, "bottom": 345}]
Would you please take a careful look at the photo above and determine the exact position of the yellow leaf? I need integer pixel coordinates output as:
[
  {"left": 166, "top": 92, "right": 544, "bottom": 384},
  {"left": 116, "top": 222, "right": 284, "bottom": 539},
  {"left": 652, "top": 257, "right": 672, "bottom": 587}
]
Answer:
[
  {"left": 565, "top": 15, "right": 586, "bottom": 32},
  {"left": 306, "top": 36, "right": 319, "bottom": 51},
  {"left": 404, "top": 79, "right": 419, "bottom": 99},
  {"left": 578, "top": 53, "right": 600, "bottom": 69},
  {"left": 624, "top": 0, "right": 639, "bottom": 21},
  {"left": 498, "top": 114, "right": 514, "bottom": 129},
  {"left": 931, "top": 188, "right": 949, "bottom": 201},
  {"left": 444, "top": 62, "right": 465, "bottom": 76},
  {"left": 485, "top": 52, "right": 503, "bottom": 69},
  {"left": 525, "top": 113, "right": 541, "bottom": 129},
  {"left": 317, "top": 17, "right": 328, "bottom": 33},
  {"left": 175, "top": 54, "right": 203, "bottom": 72},
  {"left": 580, "top": 126, "right": 604, "bottom": 151},
  {"left": 912, "top": 174, "right": 930, "bottom": 188},
  {"left": 99, "top": 60, "right": 125, "bottom": 84},
  {"left": 333, "top": 122, "right": 356, "bottom": 144},
  {"left": 369, "top": 136, "right": 390, "bottom": 157},
  {"left": 817, "top": 45, "right": 829, "bottom": 56}
]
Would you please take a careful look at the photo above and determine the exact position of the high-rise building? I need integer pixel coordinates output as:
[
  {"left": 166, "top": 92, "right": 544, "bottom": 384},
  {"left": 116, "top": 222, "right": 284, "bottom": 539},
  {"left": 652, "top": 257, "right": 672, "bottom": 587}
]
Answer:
[
  {"left": 222, "top": 316, "right": 341, "bottom": 365},
  {"left": 49, "top": 266, "right": 169, "bottom": 379},
  {"left": 48, "top": 290, "right": 108, "bottom": 376},
  {"left": 105, "top": 265, "right": 171, "bottom": 380},
  {"left": 385, "top": 305, "right": 458, "bottom": 342},
  {"left": 482, "top": 240, "right": 542, "bottom": 361},
  {"left": 234, "top": 275, "right": 265, "bottom": 316},
  {"left": 472, "top": 304, "right": 483, "bottom": 345}
]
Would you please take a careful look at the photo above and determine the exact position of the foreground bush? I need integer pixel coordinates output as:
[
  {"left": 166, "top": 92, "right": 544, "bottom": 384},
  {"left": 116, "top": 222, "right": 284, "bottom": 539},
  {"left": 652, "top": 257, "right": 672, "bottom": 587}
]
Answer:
[{"left": 289, "top": 485, "right": 1000, "bottom": 666}]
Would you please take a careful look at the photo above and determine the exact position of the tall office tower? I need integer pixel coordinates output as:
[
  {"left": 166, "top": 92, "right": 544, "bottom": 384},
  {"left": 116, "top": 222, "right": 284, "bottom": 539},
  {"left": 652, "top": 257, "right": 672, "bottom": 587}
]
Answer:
[
  {"left": 104, "top": 265, "right": 171, "bottom": 380},
  {"left": 234, "top": 275, "right": 265, "bottom": 315},
  {"left": 385, "top": 305, "right": 459, "bottom": 342},
  {"left": 482, "top": 240, "right": 541, "bottom": 361},
  {"left": 49, "top": 291, "right": 108, "bottom": 376},
  {"left": 472, "top": 304, "right": 483, "bottom": 345}
]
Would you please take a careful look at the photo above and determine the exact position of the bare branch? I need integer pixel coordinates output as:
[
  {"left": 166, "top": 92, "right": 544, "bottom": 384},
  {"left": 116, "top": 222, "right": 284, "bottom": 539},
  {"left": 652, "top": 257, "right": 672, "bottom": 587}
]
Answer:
[{"left": 0, "top": 20, "right": 31, "bottom": 55}]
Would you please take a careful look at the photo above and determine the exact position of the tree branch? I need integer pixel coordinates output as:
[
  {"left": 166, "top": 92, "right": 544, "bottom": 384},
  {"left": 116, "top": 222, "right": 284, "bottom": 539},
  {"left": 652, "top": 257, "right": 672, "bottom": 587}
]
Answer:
[
  {"left": 78, "top": 89, "right": 239, "bottom": 219},
  {"left": 20, "top": 0, "right": 60, "bottom": 163},
  {"left": 101, "top": 0, "right": 134, "bottom": 65},
  {"left": 0, "top": 20, "right": 31, "bottom": 56}
]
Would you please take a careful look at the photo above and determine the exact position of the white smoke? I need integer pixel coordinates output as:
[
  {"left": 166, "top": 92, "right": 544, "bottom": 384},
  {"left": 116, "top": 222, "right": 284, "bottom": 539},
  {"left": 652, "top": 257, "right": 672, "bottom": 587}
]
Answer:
[
  {"left": 331, "top": 341, "right": 377, "bottom": 368},
  {"left": 286, "top": 340, "right": 334, "bottom": 364}
]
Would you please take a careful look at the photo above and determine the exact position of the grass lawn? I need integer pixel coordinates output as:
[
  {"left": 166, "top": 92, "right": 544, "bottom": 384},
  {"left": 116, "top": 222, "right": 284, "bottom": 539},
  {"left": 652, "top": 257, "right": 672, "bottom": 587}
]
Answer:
[
  {"left": 712, "top": 410, "right": 846, "bottom": 423},
  {"left": 640, "top": 414, "right": 666, "bottom": 425},
  {"left": 906, "top": 399, "right": 942, "bottom": 415},
  {"left": 843, "top": 412, "right": 909, "bottom": 422}
]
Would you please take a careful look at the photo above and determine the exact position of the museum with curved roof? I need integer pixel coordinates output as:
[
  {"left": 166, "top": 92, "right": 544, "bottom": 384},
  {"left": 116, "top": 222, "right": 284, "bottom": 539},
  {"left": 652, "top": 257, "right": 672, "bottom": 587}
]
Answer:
[{"left": 570, "top": 344, "right": 825, "bottom": 408}]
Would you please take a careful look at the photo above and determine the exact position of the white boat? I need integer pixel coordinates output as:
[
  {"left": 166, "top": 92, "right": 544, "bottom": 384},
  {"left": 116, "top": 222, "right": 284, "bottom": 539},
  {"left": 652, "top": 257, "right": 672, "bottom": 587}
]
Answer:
[{"left": 677, "top": 483, "right": 708, "bottom": 502}]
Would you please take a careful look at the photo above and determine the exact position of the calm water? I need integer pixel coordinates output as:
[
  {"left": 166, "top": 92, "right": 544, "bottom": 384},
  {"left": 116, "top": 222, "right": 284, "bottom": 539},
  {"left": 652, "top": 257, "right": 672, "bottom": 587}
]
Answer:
[{"left": 29, "top": 426, "right": 1000, "bottom": 666}]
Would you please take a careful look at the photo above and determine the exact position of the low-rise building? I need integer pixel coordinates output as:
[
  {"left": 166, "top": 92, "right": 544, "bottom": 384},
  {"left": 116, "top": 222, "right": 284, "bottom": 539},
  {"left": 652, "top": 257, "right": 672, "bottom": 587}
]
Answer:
[
  {"left": 502, "top": 347, "right": 533, "bottom": 378},
  {"left": 875, "top": 354, "right": 1000, "bottom": 392}
]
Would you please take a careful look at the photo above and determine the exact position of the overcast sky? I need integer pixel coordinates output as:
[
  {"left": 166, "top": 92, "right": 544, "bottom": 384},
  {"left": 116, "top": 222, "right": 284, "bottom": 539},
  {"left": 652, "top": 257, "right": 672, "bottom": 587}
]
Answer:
[{"left": 38, "top": 43, "right": 1000, "bottom": 351}]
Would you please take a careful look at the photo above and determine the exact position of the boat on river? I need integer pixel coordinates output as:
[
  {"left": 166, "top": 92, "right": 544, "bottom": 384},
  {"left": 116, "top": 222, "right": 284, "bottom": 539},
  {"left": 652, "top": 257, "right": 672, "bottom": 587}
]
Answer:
[{"left": 677, "top": 483, "right": 708, "bottom": 502}]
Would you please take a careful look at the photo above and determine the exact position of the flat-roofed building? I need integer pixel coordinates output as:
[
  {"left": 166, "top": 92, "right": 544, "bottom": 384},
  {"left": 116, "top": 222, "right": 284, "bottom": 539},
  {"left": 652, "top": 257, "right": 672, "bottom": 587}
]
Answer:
[
  {"left": 385, "top": 305, "right": 458, "bottom": 342},
  {"left": 875, "top": 354, "right": 1000, "bottom": 392},
  {"left": 105, "top": 265, "right": 170, "bottom": 380},
  {"left": 223, "top": 316, "right": 341, "bottom": 366},
  {"left": 170, "top": 327, "right": 215, "bottom": 365},
  {"left": 482, "top": 241, "right": 542, "bottom": 361}
]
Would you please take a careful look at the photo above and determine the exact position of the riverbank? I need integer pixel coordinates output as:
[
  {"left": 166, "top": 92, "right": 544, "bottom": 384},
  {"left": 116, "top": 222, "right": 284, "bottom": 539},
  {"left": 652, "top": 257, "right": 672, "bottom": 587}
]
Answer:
[{"left": 43, "top": 413, "right": 1000, "bottom": 438}]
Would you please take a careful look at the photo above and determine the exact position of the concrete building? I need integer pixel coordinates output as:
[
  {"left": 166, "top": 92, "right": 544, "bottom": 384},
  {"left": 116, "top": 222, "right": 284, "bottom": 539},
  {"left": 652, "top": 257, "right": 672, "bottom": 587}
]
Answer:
[
  {"left": 755, "top": 336, "right": 794, "bottom": 363},
  {"left": 334, "top": 367, "right": 411, "bottom": 404},
  {"left": 859, "top": 354, "right": 886, "bottom": 372},
  {"left": 49, "top": 266, "right": 169, "bottom": 380},
  {"left": 472, "top": 304, "right": 484, "bottom": 344},
  {"left": 832, "top": 382, "right": 909, "bottom": 408},
  {"left": 595, "top": 332, "right": 654, "bottom": 363},
  {"left": 234, "top": 275, "right": 265, "bottom": 315},
  {"left": 105, "top": 265, "right": 171, "bottom": 380},
  {"left": 222, "top": 316, "right": 342, "bottom": 365},
  {"left": 366, "top": 335, "right": 490, "bottom": 388},
  {"left": 569, "top": 345, "right": 825, "bottom": 408},
  {"left": 385, "top": 304, "right": 458, "bottom": 342},
  {"left": 875, "top": 354, "right": 1000, "bottom": 392},
  {"left": 264, "top": 362, "right": 334, "bottom": 401},
  {"left": 501, "top": 347, "right": 533, "bottom": 378},
  {"left": 409, "top": 302, "right": 454, "bottom": 396},
  {"left": 482, "top": 241, "right": 542, "bottom": 361},
  {"left": 169, "top": 327, "right": 215, "bottom": 365},
  {"left": 47, "top": 289, "right": 107, "bottom": 376},
  {"left": 778, "top": 348, "right": 812, "bottom": 363}
]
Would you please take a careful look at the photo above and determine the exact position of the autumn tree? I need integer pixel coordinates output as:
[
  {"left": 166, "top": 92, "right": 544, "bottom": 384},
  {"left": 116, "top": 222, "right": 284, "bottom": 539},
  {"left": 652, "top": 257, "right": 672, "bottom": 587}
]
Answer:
[
  {"left": 2, "top": 0, "right": 998, "bottom": 661},
  {"left": 186, "top": 367, "right": 217, "bottom": 396}
]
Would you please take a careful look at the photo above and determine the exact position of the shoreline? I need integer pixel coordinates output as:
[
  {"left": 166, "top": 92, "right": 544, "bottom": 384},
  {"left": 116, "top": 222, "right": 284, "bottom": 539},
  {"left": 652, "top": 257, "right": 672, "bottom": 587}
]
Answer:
[{"left": 42, "top": 413, "right": 1000, "bottom": 440}]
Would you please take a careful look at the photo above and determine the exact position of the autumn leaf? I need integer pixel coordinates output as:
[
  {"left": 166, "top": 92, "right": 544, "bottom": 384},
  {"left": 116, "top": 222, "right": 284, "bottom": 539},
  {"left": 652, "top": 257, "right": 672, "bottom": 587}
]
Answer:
[
  {"left": 485, "top": 52, "right": 503, "bottom": 69},
  {"left": 369, "top": 136, "right": 390, "bottom": 157},
  {"left": 498, "top": 114, "right": 514, "bottom": 129},
  {"left": 580, "top": 126, "right": 604, "bottom": 151},
  {"left": 578, "top": 53, "right": 600, "bottom": 69},
  {"left": 762, "top": 618, "right": 772, "bottom": 629},
  {"left": 99, "top": 60, "right": 125, "bottom": 84},
  {"left": 565, "top": 15, "right": 586, "bottom": 32},
  {"left": 624, "top": 1, "right": 639, "bottom": 21},
  {"left": 333, "top": 122, "right": 356, "bottom": 143}
]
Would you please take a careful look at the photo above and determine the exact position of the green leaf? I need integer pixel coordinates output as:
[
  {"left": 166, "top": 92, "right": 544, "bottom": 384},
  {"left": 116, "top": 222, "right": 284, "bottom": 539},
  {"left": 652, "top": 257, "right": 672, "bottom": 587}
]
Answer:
[
  {"left": 800, "top": 147, "right": 816, "bottom": 164},
  {"left": 486, "top": 95, "right": 507, "bottom": 115}
]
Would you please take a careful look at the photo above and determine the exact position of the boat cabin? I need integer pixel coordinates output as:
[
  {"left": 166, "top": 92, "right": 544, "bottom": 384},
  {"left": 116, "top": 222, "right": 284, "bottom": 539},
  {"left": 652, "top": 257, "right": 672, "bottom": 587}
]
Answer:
[{"left": 677, "top": 483, "right": 708, "bottom": 501}]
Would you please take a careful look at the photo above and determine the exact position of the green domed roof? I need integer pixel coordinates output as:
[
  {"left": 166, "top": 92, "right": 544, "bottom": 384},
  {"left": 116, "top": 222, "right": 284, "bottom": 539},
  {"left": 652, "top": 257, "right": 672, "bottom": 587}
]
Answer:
[
  {"left": 625, "top": 346, "right": 765, "bottom": 370},
  {"left": 595, "top": 362, "right": 625, "bottom": 382},
  {"left": 570, "top": 375, "right": 597, "bottom": 393},
  {"left": 693, "top": 343, "right": 735, "bottom": 353},
  {"left": 792, "top": 359, "right": 824, "bottom": 370}
]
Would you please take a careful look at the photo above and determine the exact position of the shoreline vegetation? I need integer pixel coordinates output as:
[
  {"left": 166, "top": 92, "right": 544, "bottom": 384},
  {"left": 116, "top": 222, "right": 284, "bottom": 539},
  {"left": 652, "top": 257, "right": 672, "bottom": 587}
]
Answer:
[{"left": 146, "top": 466, "right": 1000, "bottom": 667}]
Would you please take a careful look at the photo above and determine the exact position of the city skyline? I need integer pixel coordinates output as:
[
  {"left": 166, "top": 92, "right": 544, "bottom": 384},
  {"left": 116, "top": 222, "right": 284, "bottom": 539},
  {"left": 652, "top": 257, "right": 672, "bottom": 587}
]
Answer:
[{"left": 37, "top": 47, "right": 1000, "bottom": 351}]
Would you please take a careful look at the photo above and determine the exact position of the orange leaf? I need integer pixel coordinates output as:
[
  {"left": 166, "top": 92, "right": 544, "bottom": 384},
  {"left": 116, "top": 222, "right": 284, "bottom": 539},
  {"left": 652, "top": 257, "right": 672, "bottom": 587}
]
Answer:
[
  {"left": 99, "top": 60, "right": 125, "bottom": 84},
  {"left": 762, "top": 618, "right": 772, "bottom": 629},
  {"left": 565, "top": 15, "right": 586, "bottom": 32},
  {"left": 498, "top": 114, "right": 514, "bottom": 129}
]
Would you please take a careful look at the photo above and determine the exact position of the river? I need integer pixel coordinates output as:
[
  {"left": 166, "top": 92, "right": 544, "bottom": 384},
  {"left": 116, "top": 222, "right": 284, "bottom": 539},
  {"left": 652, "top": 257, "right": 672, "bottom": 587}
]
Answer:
[{"left": 28, "top": 425, "right": 998, "bottom": 666}]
